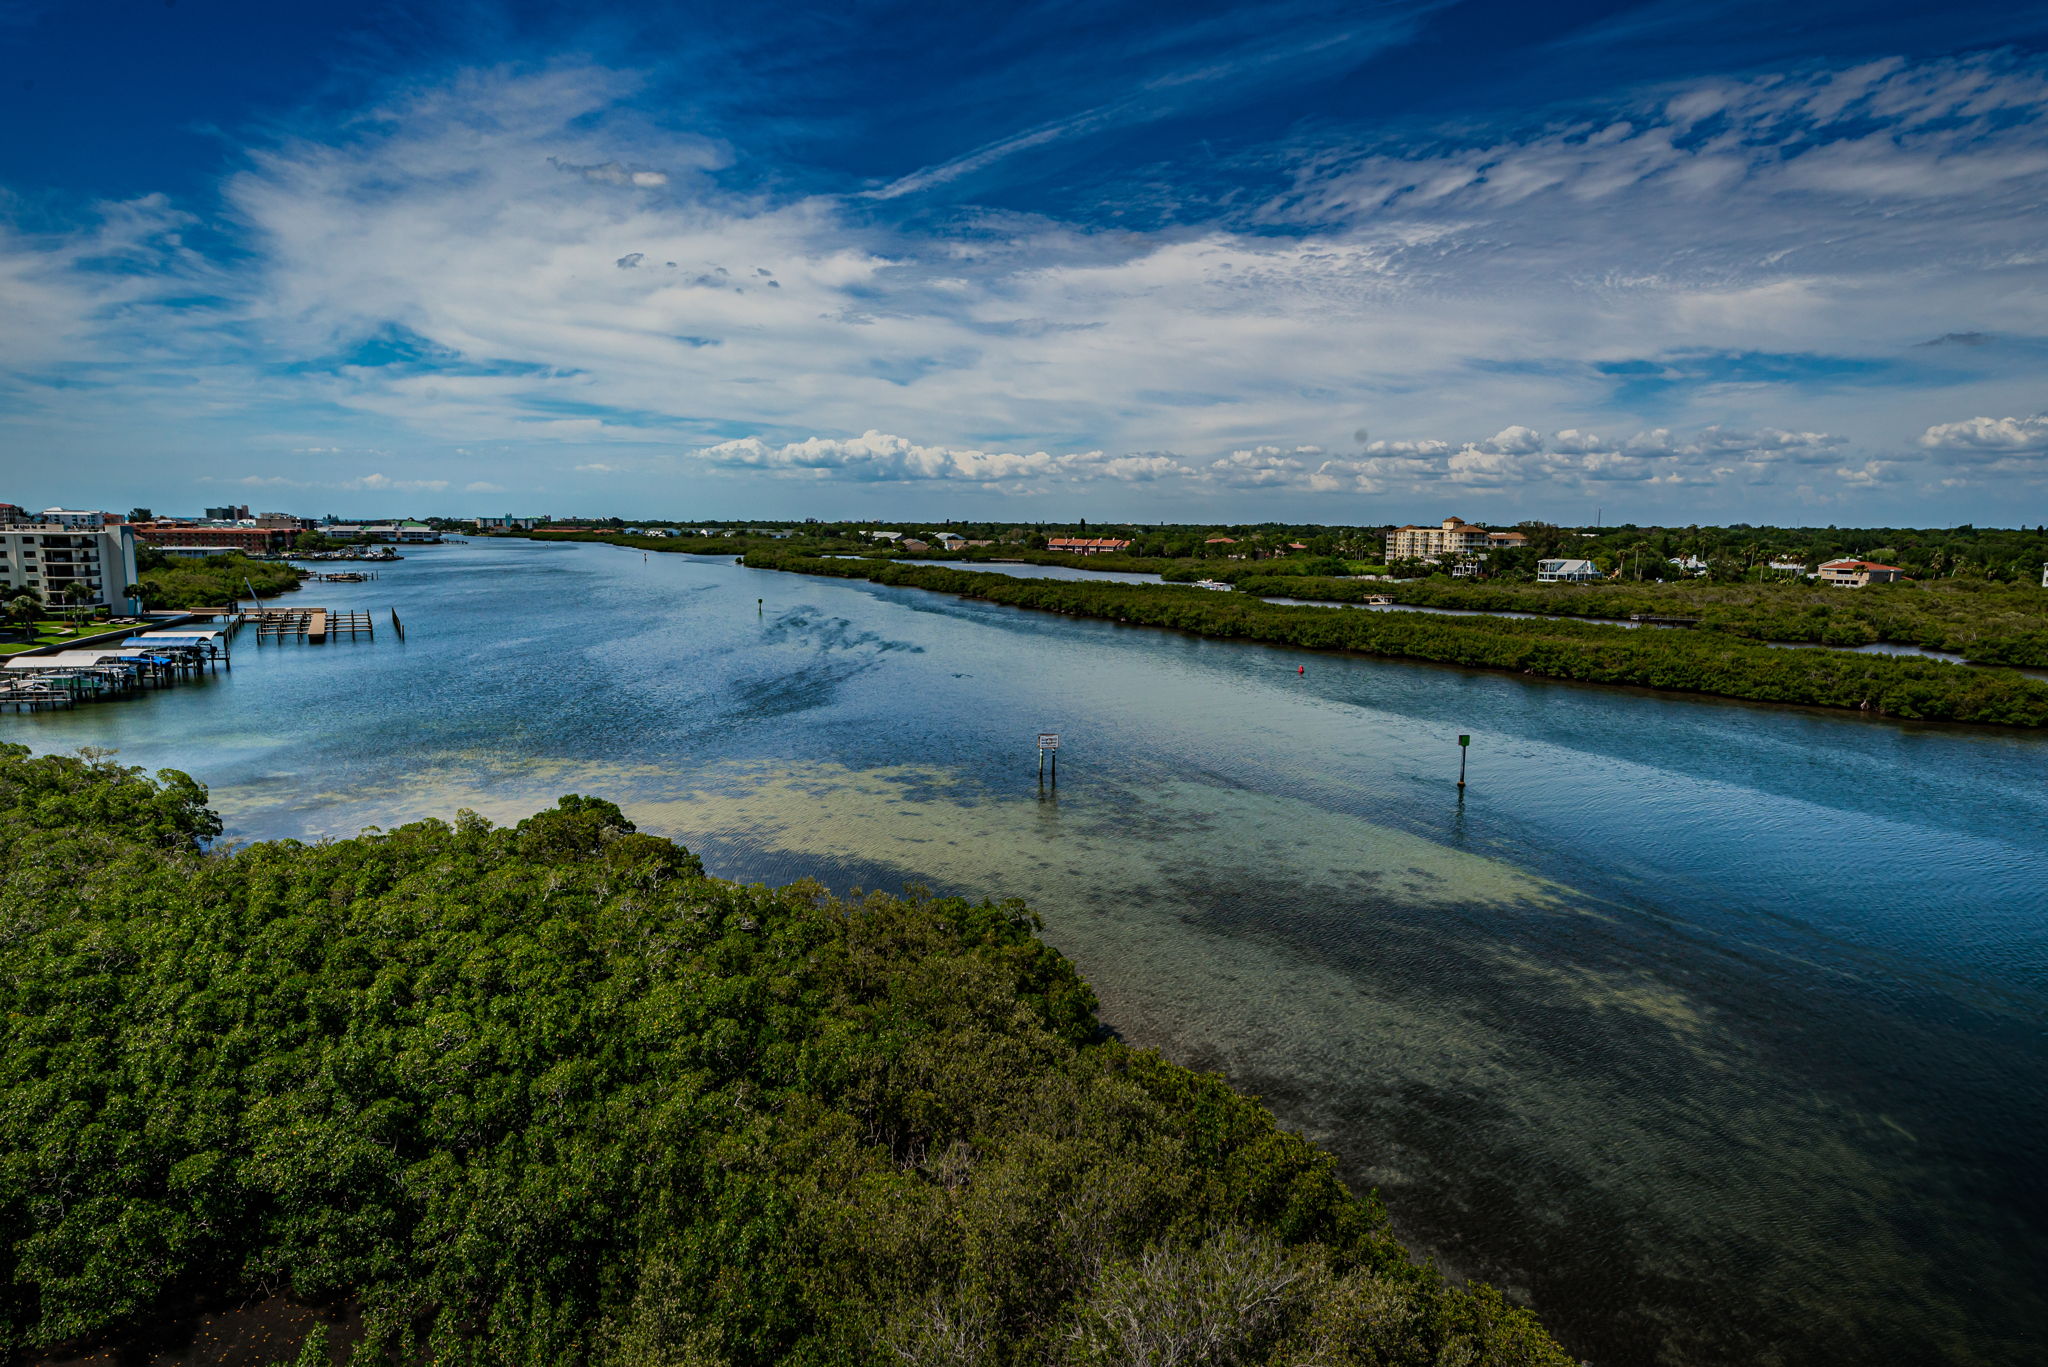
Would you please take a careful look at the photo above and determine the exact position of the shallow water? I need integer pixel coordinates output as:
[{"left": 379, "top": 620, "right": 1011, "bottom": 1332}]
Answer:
[{"left": 9, "top": 538, "right": 2046, "bottom": 1367}]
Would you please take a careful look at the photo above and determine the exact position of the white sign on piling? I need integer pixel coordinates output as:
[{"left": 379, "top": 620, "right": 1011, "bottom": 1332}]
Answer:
[{"left": 1037, "top": 732, "right": 1061, "bottom": 784}]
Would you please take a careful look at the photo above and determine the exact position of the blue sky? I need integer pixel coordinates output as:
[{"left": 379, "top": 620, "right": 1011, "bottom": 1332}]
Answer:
[{"left": 3, "top": 0, "right": 2047, "bottom": 523}]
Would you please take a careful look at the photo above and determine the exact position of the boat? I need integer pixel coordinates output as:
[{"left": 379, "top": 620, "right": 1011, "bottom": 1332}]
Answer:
[{"left": 1194, "top": 579, "right": 1232, "bottom": 591}]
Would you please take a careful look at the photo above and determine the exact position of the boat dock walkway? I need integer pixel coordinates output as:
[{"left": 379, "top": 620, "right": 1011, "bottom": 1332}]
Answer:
[
  {"left": 252, "top": 608, "right": 375, "bottom": 644},
  {"left": 2, "top": 601, "right": 391, "bottom": 716}
]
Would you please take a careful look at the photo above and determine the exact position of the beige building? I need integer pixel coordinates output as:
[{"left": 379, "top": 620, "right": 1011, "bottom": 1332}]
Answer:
[
  {"left": 1816, "top": 559, "right": 1905, "bottom": 587},
  {"left": 1047, "top": 537, "right": 1132, "bottom": 555},
  {"left": 0, "top": 521, "right": 142, "bottom": 613},
  {"left": 1385, "top": 517, "right": 1525, "bottom": 562}
]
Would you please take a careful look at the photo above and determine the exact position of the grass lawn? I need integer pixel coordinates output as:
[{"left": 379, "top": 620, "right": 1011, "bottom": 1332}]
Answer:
[{"left": 0, "top": 618, "right": 138, "bottom": 655}]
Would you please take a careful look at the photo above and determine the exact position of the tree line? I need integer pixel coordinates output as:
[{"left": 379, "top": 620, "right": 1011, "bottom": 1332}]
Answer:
[
  {"left": 0, "top": 746, "right": 1570, "bottom": 1366},
  {"left": 743, "top": 550, "right": 2048, "bottom": 726}
]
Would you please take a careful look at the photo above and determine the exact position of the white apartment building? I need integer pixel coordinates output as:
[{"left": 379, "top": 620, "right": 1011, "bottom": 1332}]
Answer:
[
  {"left": 38, "top": 508, "right": 112, "bottom": 530},
  {"left": 0, "top": 521, "right": 142, "bottom": 612}
]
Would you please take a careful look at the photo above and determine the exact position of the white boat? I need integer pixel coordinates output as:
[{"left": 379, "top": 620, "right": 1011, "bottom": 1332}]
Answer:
[{"left": 1194, "top": 579, "right": 1232, "bottom": 591}]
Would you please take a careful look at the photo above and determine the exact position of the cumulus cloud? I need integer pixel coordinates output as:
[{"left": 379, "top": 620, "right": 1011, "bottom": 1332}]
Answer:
[
  {"left": 1917, "top": 414, "right": 2048, "bottom": 455},
  {"left": 1203, "top": 445, "right": 1322, "bottom": 487},
  {"left": 700, "top": 430, "right": 1138, "bottom": 484},
  {"left": 5, "top": 52, "right": 2048, "bottom": 514},
  {"left": 1291, "top": 421, "right": 1857, "bottom": 494}
]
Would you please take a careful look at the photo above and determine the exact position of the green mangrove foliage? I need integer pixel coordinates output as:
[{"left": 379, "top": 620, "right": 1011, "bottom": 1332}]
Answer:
[
  {"left": 135, "top": 551, "right": 305, "bottom": 610},
  {"left": 0, "top": 747, "right": 1569, "bottom": 1367},
  {"left": 523, "top": 529, "right": 765, "bottom": 557},
  {"left": 742, "top": 550, "right": 2048, "bottom": 725},
  {"left": 1213, "top": 576, "right": 2048, "bottom": 667}
]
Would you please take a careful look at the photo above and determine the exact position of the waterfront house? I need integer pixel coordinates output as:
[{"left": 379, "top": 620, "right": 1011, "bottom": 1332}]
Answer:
[
  {"left": 1047, "top": 537, "right": 1132, "bottom": 555},
  {"left": 1537, "top": 557, "right": 1602, "bottom": 583},
  {"left": 1817, "top": 559, "right": 1905, "bottom": 587}
]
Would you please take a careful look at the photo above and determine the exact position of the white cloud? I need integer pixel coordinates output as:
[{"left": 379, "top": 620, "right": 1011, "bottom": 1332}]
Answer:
[
  {"left": 208, "top": 471, "right": 451, "bottom": 492},
  {"left": 1917, "top": 414, "right": 2048, "bottom": 455},
  {"left": 694, "top": 430, "right": 1189, "bottom": 485},
  {"left": 5, "top": 53, "right": 2048, "bottom": 516},
  {"left": 465, "top": 480, "right": 507, "bottom": 492}
]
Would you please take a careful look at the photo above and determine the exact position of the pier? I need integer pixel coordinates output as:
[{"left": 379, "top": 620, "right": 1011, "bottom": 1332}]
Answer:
[
  {"left": 252, "top": 608, "right": 375, "bottom": 644},
  {"left": 0, "top": 602, "right": 382, "bottom": 716}
]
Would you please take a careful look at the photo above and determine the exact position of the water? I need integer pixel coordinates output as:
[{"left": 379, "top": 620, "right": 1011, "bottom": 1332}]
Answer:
[{"left": 9, "top": 538, "right": 2046, "bottom": 1367}]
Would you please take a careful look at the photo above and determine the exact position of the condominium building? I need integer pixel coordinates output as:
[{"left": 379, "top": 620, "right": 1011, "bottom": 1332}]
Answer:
[
  {"left": 130, "top": 523, "right": 297, "bottom": 555},
  {"left": 0, "top": 520, "right": 142, "bottom": 612},
  {"left": 1385, "top": 517, "right": 1526, "bottom": 562},
  {"left": 38, "top": 508, "right": 116, "bottom": 530}
]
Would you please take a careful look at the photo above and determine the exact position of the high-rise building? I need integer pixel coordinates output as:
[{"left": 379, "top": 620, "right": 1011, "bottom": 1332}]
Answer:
[{"left": 0, "top": 519, "right": 142, "bottom": 613}]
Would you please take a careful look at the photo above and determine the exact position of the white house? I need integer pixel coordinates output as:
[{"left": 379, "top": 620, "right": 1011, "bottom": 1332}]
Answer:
[{"left": 1537, "top": 557, "right": 1602, "bottom": 583}]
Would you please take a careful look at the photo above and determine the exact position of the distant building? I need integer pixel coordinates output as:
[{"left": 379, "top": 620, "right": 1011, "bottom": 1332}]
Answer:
[
  {"left": 0, "top": 520, "right": 142, "bottom": 612},
  {"left": 1537, "top": 557, "right": 1602, "bottom": 583},
  {"left": 1488, "top": 530, "right": 1528, "bottom": 549},
  {"left": 1816, "top": 559, "right": 1905, "bottom": 587},
  {"left": 1385, "top": 517, "right": 1497, "bottom": 562},
  {"left": 131, "top": 522, "right": 296, "bottom": 555},
  {"left": 899, "top": 538, "right": 931, "bottom": 552},
  {"left": 396, "top": 521, "right": 440, "bottom": 543},
  {"left": 203, "top": 505, "right": 251, "bottom": 521},
  {"left": 255, "top": 512, "right": 305, "bottom": 530},
  {"left": 933, "top": 532, "right": 967, "bottom": 549},
  {"left": 1047, "top": 537, "right": 1132, "bottom": 556},
  {"left": 39, "top": 508, "right": 114, "bottom": 530}
]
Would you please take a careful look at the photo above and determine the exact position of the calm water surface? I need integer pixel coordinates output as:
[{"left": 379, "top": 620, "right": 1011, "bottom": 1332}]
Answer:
[{"left": 9, "top": 539, "right": 2045, "bottom": 1367}]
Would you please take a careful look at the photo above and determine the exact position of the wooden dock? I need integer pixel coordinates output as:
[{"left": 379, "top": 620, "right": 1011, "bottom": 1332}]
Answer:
[{"left": 253, "top": 607, "right": 375, "bottom": 644}]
